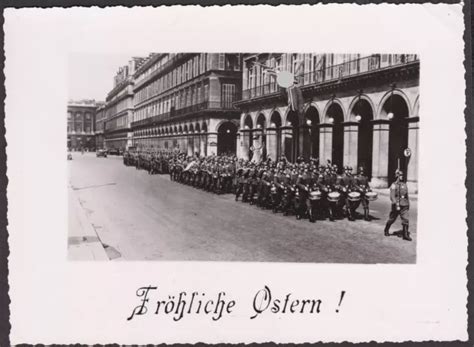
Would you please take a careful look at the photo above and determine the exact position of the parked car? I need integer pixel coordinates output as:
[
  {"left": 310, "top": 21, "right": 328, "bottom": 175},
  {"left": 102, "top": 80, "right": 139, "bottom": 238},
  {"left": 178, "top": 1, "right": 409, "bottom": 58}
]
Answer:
[
  {"left": 107, "top": 148, "right": 120, "bottom": 155},
  {"left": 96, "top": 149, "right": 108, "bottom": 158}
]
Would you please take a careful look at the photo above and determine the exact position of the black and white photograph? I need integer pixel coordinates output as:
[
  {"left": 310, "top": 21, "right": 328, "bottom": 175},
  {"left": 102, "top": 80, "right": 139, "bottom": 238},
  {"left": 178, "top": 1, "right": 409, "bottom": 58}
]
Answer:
[
  {"left": 5, "top": 4, "right": 468, "bottom": 344},
  {"left": 68, "top": 52, "right": 419, "bottom": 263}
]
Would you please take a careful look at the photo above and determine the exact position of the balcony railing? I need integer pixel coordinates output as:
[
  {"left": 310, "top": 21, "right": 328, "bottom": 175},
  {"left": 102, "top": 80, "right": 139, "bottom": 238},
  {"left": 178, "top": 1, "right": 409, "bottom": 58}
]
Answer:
[
  {"left": 131, "top": 100, "right": 239, "bottom": 129},
  {"left": 134, "top": 53, "right": 189, "bottom": 89},
  {"left": 240, "top": 54, "right": 419, "bottom": 101},
  {"left": 131, "top": 112, "right": 171, "bottom": 128}
]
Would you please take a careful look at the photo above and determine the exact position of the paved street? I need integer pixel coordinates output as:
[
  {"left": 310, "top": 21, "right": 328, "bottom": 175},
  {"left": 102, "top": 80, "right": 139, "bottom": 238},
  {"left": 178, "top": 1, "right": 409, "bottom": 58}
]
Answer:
[{"left": 68, "top": 153, "right": 417, "bottom": 263}]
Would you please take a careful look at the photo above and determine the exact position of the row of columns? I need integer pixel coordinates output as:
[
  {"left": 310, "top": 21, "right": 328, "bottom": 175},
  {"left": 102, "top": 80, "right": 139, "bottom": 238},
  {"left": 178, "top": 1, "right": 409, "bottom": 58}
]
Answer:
[{"left": 239, "top": 119, "right": 419, "bottom": 190}]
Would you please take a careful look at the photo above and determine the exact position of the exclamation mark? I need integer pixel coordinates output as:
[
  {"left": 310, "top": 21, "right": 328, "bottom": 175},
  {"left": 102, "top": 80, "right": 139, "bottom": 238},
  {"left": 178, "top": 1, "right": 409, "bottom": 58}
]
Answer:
[{"left": 335, "top": 290, "right": 346, "bottom": 313}]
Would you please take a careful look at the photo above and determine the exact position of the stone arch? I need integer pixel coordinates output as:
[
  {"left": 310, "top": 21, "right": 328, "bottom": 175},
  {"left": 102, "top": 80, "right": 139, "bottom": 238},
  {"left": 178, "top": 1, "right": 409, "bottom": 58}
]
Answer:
[
  {"left": 324, "top": 101, "right": 345, "bottom": 170},
  {"left": 377, "top": 89, "right": 412, "bottom": 120},
  {"left": 282, "top": 106, "right": 300, "bottom": 127},
  {"left": 268, "top": 107, "right": 281, "bottom": 127},
  {"left": 256, "top": 113, "right": 266, "bottom": 130},
  {"left": 347, "top": 94, "right": 376, "bottom": 122},
  {"left": 303, "top": 102, "right": 322, "bottom": 123},
  {"left": 413, "top": 95, "right": 420, "bottom": 118},
  {"left": 267, "top": 110, "right": 283, "bottom": 160},
  {"left": 217, "top": 121, "right": 238, "bottom": 155},
  {"left": 214, "top": 119, "right": 240, "bottom": 133},
  {"left": 304, "top": 105, "right": 320, "bottom": 125},
  {"left": 195, "top": 123, "right": 201, "bottom": 133},
  {"left": 349, "top": 97, "right": 375, "bottom": 177},
  {"left": 302, "top": 105, "right": 320, "bottom": 160},
  {"left": 323, "top": 98, "right": 346, "bottom": 123},
  {"left": 380, "top": 92, "right": 411, "bottom": 184},
  {"left": 243, "top": 114, "right": 253, "bottom": 130},
  {"left": 270, "top": 110, "right": 282, "bottom": 128}
]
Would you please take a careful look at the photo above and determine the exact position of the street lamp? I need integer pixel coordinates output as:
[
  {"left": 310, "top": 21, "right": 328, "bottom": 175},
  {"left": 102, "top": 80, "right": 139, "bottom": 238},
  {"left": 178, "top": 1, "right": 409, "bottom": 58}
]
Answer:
[
  {"left": 355, "top": 115, "right": 362, "bottom": 122},
  {"left": 306, "top": 119, "right": 312, "bottom": 126},
  {"left": 270, "top": 122, "right": 276, "bottom": 128},
  {"left": 328, "top": 117, "right": 334, "bottom": 124},
  {"left": 387, "top": 112, "right": 394, "bottom": 120}
]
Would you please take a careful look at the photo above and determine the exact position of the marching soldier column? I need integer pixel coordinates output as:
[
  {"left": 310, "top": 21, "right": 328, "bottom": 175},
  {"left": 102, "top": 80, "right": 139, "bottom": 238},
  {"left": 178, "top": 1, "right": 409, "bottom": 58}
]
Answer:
[
  {"left": 120, "top": 146, "right": 413, "bottom": 241},
  {"left": 117, "top": 62, "right": 413, "bottom": 242}
]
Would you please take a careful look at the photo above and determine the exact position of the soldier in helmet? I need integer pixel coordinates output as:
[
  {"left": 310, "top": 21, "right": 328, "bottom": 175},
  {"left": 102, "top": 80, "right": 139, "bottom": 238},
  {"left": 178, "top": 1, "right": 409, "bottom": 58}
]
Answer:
[
  {"left": 354, "top": 166, "right": 372, "bottom": 221},
  {"left": 241, "top": 162, "right": 251, "bottom": 202},
  {"left": 338, "top": 166, "right": 356, "bottom": 221},
  {"left": 296, "top": 165, "right": 314, "bottom": 220},
  {"left": 384, "top": 169, "right": 411, "bottom": 241}
]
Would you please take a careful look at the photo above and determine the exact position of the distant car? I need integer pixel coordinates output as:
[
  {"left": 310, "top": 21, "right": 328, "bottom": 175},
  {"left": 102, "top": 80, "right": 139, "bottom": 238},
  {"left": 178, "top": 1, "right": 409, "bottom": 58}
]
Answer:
[
  {"left": 107, "top": 148, "right": 120, "bottom": 155},
  {"left": 96, "top": 149, "right": 108, "bottom": 158}
]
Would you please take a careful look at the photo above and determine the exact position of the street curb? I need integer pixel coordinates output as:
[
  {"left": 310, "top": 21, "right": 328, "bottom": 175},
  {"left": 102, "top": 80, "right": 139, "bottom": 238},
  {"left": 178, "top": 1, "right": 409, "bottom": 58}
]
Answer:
[{"left": 68, "top": 187, "right": 109, "bottom": 261}]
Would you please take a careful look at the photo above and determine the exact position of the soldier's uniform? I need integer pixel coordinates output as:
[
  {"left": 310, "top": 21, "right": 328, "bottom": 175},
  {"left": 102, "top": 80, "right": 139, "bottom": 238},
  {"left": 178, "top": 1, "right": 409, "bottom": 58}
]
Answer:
[
  {"left": 354, "top": 168, "right": 371, "bottom": 221},
  {"left": 259, "top": 169, "right": 273, "bottom": 207},
  {"left": 322, "top": 168, "right": 338, "bottom": 221},
  {"left": 241, "top": 167, "right": 251, "bottom": 202},
  {"left": 384, "top": 170, "right": 411, "bottom": 241},
  {"left": 296, "top": 169, "right": 314, "bottom": 219},
  {"left": 234, "top": 167, "right": 244, "bottom": 201},
  {"left": 338, "top": 167, "right": 356, "bottom": 221},
  {"left": 272, "top": 169, "right": 287, "bottom": 211}
]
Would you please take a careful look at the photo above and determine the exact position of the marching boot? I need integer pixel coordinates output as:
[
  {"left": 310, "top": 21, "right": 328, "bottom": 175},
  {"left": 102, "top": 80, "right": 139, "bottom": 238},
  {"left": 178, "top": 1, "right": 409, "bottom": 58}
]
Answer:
[
  {"left": 384, "top": 222, "right": 391, "bottom": 236},
  {"left": 403, "top": 225, "right": 412, "bottom": 241},
  {"left": 348, "top": 208, "right": 355, "bottom": 221},
  {"left": 364, "top": 208, "right": 370, "bottom": 221},
  {"left": 328, "top": 208, "right": 335, "bottom": 222}
]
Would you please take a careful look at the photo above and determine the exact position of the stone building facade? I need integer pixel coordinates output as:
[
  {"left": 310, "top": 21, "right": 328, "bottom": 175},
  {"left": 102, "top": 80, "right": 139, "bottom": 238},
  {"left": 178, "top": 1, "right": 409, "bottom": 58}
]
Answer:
[
  {"left": 234, "top": 53, "right": 419, "bottom": 191},
  {"left": 94, "top": 103, "right": 106, "bottom": 149},
  {"left": 67, "top": 99, "right": 100, "bottom": 151},
  {"left": 131, "top": 53, "right": 241, "bottom": 156},
  {"left": 103, "top": 57, "right": 145, "bottom": 151}
]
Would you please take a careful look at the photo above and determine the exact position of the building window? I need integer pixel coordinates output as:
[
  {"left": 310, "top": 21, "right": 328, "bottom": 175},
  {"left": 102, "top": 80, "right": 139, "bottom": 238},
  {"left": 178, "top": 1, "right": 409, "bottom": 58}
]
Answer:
[
  {"left": 200, "top": 54, "right": 205, "bottom": 74},
  {"left": 249, "top": 66, "right": 255, "bottom": 90},
  {"left": 222, "top": 84, "right": 236, "bottom": 108},
  {"left": 207, "top": 54, "right": 211, "bottom": 71},
  {"left": 225, "top": 55, "right": 239, "bottom": 71},
  {"left": 204, "top": 83, "right": 209, "bottom": 102},
  {"left": 218, "top": 53, "right": 225, "bottom": 70}
]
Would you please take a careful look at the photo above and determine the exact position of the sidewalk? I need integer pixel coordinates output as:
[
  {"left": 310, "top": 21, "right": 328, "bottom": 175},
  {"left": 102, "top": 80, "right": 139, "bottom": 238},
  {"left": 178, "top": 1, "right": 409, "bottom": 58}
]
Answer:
[{"left": 68, "top": 187, "right": 109, "bottom": 261}]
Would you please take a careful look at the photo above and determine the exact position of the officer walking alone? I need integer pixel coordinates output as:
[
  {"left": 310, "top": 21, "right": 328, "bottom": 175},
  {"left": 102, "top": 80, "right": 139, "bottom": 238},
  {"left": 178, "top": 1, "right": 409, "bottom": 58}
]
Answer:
[{"left": 384, "top": 169, "right": 412, "bottom": 241}]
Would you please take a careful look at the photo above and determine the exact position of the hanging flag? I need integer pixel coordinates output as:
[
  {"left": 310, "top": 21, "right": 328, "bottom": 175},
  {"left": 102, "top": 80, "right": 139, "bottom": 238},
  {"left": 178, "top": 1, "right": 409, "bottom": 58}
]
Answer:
[{"left": 287, "top": 84, "right": 304, "bottom": 114}]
